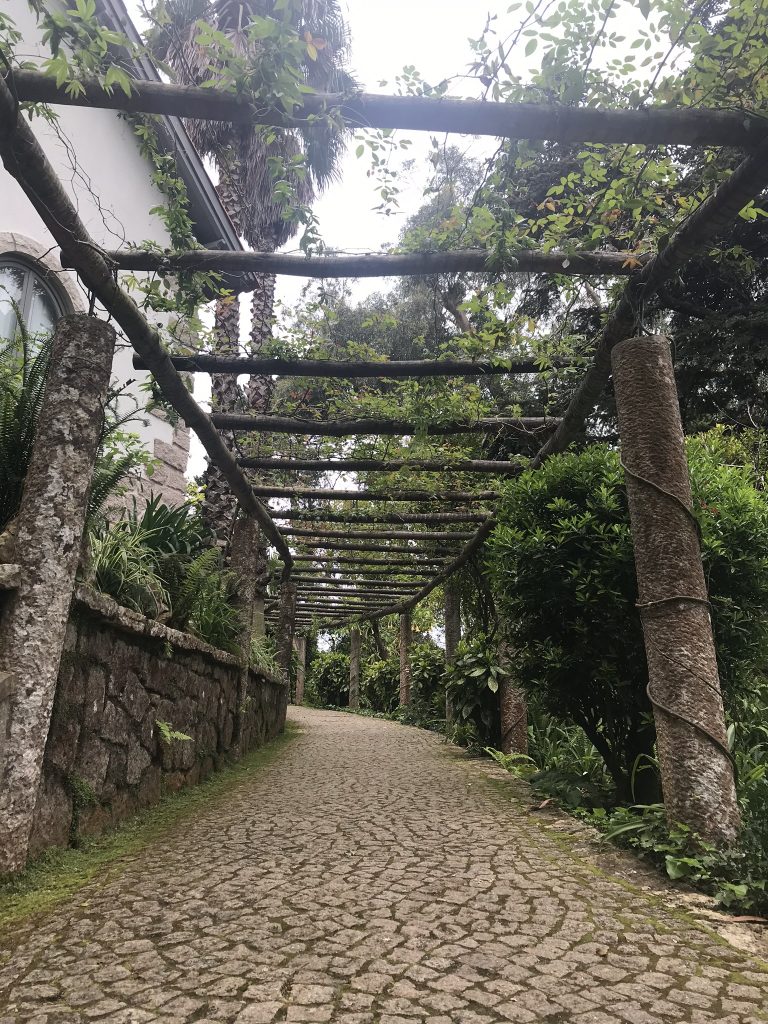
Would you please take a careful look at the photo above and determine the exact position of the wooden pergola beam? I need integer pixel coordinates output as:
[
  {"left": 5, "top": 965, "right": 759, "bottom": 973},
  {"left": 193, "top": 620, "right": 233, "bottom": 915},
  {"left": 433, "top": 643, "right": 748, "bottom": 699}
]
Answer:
[
  {"left": 14, "top": 69, "right": 767, "bottom": 148},
  {"left": 253, "top": 484, "right": 498, "bottom": 502},
  {"left": 283, "top": 569, "right": 434, "bottom": 581},
  {"left": 111, "top": 247, "right": 640, "bottom": 281},
  {"left": 270, "top": 510, "right": 487, "bottom": 525},
  {"left": 284, "top": 528, "right": 474, "bottom": 542},
  {"left": 290, "top": 575, "right": 429, "bottom": 586},
  {"left": 215, "top": 413, "right": 557, "bottom": 437},
  {"left": 137, "top": 354, "right": 571, "bottom": 379},
  {"left": 240, "top": 457, "right": 523, "bottom": 474},
  {"left": 291, "top": 539, "right": 456, "bottom": 555},
  {"left": 292, "top": 555, "right": 448, "bottom": 568},
  {"left": 0, "top": 75, "right": 293, "bottom": 573}
]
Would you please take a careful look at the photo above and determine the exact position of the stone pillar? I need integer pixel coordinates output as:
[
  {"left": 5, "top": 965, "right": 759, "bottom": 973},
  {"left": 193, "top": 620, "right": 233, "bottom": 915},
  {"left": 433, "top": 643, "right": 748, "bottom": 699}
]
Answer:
[
  {"left": 444, "top": 581, "right": 461, "bottom": 726},
  {"left": 294, "top": 634, "right": 307, "bottom": 705},
  {"left": 230, "top": 514, "right": 260, "bottom": 751},
  {"left": 0, "top": 314, "right": 116, "bottom": 873},
  {"left": 612, "top": 334, "right": 739, "bottom": 847},
  {"left": 399, "top": 610, "right": 412, "bottom": 707},
  {"left": 277, "top": 581, "right": 297, "bottom": 684},
  {"left": 497, "top": 639, "right": 528, "bottom": 755},
  {"left": 349, "top": 626, "right": 361, "bottom": 710}
]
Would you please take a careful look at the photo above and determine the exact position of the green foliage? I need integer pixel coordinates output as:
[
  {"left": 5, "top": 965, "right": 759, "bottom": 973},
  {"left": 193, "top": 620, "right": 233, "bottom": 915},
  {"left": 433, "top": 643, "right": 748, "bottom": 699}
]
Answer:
[
  {"left": 444, "top": 634, "right": 505, "bottom": 750},
  {"left": 361, "top": 657, "right": 399, "bottom": 714},
  {"left": 155, "top": 720, "right": 192, "bottom": 745},
  {"left": 307, "top": 650, "right": 349, "bottom": 707},
  {"left": 0, "top": 327, "right": 52, "bottom": 532},
  {"left": 89, "top": 525, "right": 170, "bottom": 617},
  {"left": 251, "top": 634, "right": 280, "bottom": 677},
  {"left": 395, "top": 641, "right": 446, "bottom": 729},
  {"left": 489, "top": 434, "right": 768, "bottom": 800},
  {"left": 166, "top": 548, "right": 242, "bottom": 653}
]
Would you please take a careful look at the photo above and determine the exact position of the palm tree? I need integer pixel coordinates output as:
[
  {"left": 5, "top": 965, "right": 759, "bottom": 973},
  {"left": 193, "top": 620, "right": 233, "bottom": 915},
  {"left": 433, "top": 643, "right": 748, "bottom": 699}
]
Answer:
[{"left": 149, "top": 0, "right": 354, "bottom": 541}]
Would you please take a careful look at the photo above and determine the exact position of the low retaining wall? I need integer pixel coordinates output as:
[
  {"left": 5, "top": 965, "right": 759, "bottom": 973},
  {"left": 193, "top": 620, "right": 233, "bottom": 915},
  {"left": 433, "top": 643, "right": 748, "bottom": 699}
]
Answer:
[{"left": 30, "top": 586, "right": 288, "bottom": 855}]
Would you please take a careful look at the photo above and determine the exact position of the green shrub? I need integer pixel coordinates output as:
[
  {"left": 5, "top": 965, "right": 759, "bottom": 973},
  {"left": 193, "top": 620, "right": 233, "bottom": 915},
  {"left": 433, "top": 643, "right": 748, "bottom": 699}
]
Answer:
[
  {"left": 489, "top": 433, "right": 768, "bottom": 802},
  {"left": 361, "top": 657, "right": 399, "bottom": 713},
  {"left": 444, "top": 634, "right": 504, "bottom": 750},
  {"left": 396, "top": 641, "right": 446, "bottom": 729},
  {"left": 308, "top": 650, "right": 349, "bottom": 707}
]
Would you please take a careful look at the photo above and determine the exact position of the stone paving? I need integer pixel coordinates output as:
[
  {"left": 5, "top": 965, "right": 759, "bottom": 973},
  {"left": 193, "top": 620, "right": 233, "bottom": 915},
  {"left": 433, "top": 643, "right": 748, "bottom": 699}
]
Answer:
[{"left": 1, "top": 707, "right": 767, "bottom": 1024}]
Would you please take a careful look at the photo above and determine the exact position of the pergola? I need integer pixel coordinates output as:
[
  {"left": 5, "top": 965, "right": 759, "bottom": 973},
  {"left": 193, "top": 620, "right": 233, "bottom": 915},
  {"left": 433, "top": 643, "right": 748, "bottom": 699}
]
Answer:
[{"left": 1, "top": 61, "right": 766, "bottom": 867}]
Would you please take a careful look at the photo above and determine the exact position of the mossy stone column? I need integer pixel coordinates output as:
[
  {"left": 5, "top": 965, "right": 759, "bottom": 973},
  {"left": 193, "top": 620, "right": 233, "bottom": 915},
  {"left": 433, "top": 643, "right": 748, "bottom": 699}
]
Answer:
[
  {"left": 444, "top": 581, "right": 461, "bottom": 726},
  {"left": 0, "top": 314, "right": 116, "bottom": 873},
  {"left": 497, "top": 639, "right": 528, "bottom": 756},
  {"left": 611, "top": 334, "right": 739, "bottom": 848},
  {"left": 399, "top": 610, "right": 412, "bottom": 707},
  {"left": 294, "top": 634, "right": 307, "bottom": 704},
  {"left": 349, "top": 626, "right": 361, "bottom": 710}
]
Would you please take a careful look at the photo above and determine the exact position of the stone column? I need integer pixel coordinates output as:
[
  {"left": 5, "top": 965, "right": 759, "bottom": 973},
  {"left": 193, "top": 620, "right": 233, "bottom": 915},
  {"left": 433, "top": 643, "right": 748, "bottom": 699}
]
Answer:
[
  {"left": 399, "top": 610, "right": 412, "bottom": 707},
  {"left": 0, "top": 314, "right": 116, "bottom": 873},
  {"left": 612, "top": 334, "right": 739, "bottom": 848},
  {"left": 349, "top": 626, "right": 361, "bottom": 710},
  {"left": 230, "top": 514, "right": 261, "bottom": 751},
  {"left": 497, "top": 639, "right": 528, "bottom": 755},
  {"left": 277, "top": 581, "right": 297, "bottom": 684},
  {"left": 444, "top": 581, "right": 461, "bottom": 726},
  {"left": 294, "top": 634, "right": 307, "bottom": 705}
]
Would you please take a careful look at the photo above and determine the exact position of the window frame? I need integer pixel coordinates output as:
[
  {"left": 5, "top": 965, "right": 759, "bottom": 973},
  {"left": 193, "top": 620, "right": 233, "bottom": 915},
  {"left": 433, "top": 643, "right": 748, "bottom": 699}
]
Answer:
[{"left": 0, "top": 255, "right": 68, "bottom": 337}]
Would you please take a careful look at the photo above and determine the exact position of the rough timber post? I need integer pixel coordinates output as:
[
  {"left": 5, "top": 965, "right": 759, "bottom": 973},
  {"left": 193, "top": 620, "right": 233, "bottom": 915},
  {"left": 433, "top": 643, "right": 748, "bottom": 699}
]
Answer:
[
  {"left": 611, "top": 334, "right": 739, "bottom": 847},
  {"left": 399, "top": 610, "right": 412, "bottom": 707},
  {"left": 497, "top": 639, "right": 528, "bottom": 755},
  {"left": 277, "top": 581, "right": 297, "bottom": 684},
  {"left": 0, "top": 314, "right": 116, "bottom": 873},
  {"left": 444, "top": 581, "right": 461, "bottom": 726},
  {"left": 294, "top": 634, "right": 307, "bottom": 704},
  {"left": 349, "top": 626, "right": 361, "bottom": 710}
]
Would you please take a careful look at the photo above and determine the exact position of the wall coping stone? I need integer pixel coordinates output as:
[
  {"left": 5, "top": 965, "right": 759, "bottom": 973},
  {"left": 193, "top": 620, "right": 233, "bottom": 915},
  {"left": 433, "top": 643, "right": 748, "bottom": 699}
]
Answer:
[{"left": 72, "top": 584, "right": 286, "bottom": 689}]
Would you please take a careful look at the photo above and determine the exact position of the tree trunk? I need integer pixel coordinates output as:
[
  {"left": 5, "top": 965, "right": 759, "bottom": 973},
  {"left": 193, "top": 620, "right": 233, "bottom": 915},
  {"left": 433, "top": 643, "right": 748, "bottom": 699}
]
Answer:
[
  {"left": 444, "top": 581, "right": 461, "bottom": 727},
  {"left": 277, "top": 581, "right": 297, "bottom": 684},
  {"left": 201, "top": 160, "right": 244, "bottom": 547},
  {"left": 611, "top": 334, "right": 739, "bottom": 847},
  {"left": 349, "top": 626, "right": 361, "bottom": 710},
  {"left": 294, "top": 634, "right": 307, "bottom": 704},
  {"left": 399, "top": 610, "right": 412, "bottom": 707},
  {"left": 497, "top": 640, "right": 528, "bottom": 755},
  {"left": 246, "top": 271, "right": 277, "bottom": 415},
  {"left": 0, "top": 314, "right": 116, "bottom": 873}
]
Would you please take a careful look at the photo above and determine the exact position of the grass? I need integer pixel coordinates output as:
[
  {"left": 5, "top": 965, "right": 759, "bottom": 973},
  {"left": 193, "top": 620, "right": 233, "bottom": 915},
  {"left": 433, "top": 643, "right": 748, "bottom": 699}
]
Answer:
[{"left": 0, "top": 726, "right": 296, "bottom": 931}]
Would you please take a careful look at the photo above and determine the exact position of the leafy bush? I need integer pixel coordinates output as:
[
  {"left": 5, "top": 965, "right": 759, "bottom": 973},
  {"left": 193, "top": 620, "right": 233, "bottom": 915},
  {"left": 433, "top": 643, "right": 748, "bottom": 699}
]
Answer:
[
  {"left": 444, "top": 634, "right": 504, "bottom": 750},
  {"left": 251, "top": 633, "right": 280, "bottom": 677},
  {"left": 488, "top": 435, "right": 768, "bottom": 801},
  {"left": 396, "top": 641, "right": 446, "bottom": 728},
  {"left": 308, "top": 650, "right": 349, "bottom": 707},
  {"left": 361, "top": 657, "right": 399, "bottom": 713},
  {"left": 89, "top": 525, "right": 169, "bottom": 617}
]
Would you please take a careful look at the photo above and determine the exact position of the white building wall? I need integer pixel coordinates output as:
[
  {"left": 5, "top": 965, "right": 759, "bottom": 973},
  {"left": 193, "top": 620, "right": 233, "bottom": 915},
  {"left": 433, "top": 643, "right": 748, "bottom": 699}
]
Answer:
[{"left": 1, "top": 0, "right": 191, "bottom": 503}]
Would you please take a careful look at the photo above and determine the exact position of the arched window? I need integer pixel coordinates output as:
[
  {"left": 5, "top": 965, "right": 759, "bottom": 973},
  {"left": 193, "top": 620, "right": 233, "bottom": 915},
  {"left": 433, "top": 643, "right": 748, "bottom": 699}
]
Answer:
[{"left": 0, "top": 257, "right": 66, "bottom": 341}]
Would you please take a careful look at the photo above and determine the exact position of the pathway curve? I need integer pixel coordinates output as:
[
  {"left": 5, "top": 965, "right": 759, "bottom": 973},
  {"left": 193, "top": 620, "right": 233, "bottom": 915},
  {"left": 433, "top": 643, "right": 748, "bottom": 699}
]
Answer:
[{"left": 1, "top": 708, "right": 767, "bottom": 1024}]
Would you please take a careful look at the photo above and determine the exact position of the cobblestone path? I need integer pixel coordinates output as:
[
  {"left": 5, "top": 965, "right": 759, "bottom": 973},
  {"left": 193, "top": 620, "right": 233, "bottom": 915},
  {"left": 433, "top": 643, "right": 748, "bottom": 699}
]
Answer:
[{"left": 1, "top": 708, "right": 767, "bottom": 1024}]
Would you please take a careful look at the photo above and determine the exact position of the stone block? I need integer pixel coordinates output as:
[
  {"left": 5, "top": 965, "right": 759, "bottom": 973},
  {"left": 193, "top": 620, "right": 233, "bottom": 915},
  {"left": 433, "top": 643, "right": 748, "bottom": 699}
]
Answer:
[
  {"left": 28, "top": 776, "right": 72, "bottom": 855},
  {"left": 45, "top": 709, "right": 81, "bottom": 773},
  {"left": 126, "top": 739, "right": 152, "bottom": 784},
  {"left": 101, "top": 700, "right": 130, "bottom": 746},
  {"left": 120, "top": 671, "right": 151, "bottom": 722},
  {"left": 83, "top": 665, "right": 107, "bottom": 730},
  {"left": 75, "top": 734, "right": 110, "bottom": 791}
]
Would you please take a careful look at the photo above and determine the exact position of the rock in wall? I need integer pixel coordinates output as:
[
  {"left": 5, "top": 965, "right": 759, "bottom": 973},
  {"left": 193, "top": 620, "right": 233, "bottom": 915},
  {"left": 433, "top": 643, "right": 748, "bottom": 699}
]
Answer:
[{"left": 29, "top": 586, "right": 287, "bottom": 856}]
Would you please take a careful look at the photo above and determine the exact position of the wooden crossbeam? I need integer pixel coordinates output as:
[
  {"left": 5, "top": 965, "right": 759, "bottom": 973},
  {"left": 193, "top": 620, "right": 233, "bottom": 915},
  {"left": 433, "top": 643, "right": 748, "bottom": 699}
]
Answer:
[
  {"left": 214, "top": 413, "right": 557, "bottom": 436},
  {"left": 252, "top": 484, "right": 498, "bottom": 502},
  {"left": 292, "top": 555, "right": 448, "bottom": 568},
  {"left": 284, "top": 528, "right": 474, "bottom": 542},
  {"left": 13, "top": 70, "right": 767, "bottom": 148},
  {"left": 270, "top": 510, "right": 487, "bottom": 525},
  {"left": 290, "top": 575, "right": 429, "bottom": 586},
  {"left": 240, "top": 456, "right": 523, "bottom": 474},
  {"left": 283, "top": 568, "right": 434, "bottom": 580},
  {"left": 112, "top": 247, "right": 640, "bottom": 281},
  {"left": 0, "top": 74, "right": 293, "bottom": 572},
  {"left": 137, "top": 354, "right": 569, "bottom": 378},
  {"left": 291, "top": 539, "right": 455, "bottom": 555}
]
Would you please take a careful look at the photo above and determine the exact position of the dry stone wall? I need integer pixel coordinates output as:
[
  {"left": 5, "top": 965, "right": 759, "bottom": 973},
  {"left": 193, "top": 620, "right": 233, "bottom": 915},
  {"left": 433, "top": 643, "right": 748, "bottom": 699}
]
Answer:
[{"left": 29, "top": 586, "right": 287, "bottom": 856}]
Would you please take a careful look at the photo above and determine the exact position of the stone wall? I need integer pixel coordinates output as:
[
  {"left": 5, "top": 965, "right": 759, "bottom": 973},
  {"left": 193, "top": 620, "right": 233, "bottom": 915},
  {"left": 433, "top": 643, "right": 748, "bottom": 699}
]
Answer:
[{"left": 30, "top": 586, "right": 287, "bottom": 856}]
